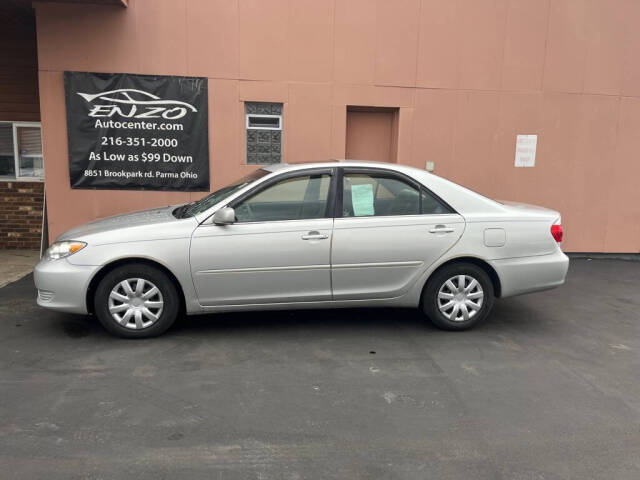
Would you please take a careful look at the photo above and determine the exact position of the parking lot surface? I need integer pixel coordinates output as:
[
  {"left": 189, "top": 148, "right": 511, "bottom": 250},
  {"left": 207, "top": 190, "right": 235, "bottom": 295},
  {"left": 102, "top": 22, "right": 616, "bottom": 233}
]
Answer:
[{"left": 0, "top": 258, "right": 639, "bottom": 479}]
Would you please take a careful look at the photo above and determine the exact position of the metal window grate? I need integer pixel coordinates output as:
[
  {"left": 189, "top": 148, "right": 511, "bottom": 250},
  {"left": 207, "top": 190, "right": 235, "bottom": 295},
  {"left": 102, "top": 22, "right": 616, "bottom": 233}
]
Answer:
[{"left": 245, "top": 102, "right": 282, "bottom": 165}]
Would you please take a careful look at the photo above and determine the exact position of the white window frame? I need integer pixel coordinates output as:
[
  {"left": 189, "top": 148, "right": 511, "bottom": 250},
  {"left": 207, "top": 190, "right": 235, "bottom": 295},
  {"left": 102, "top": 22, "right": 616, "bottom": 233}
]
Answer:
[
  {"left": 0, "top": 121, "right": 44, "bottom": 182},
  {"left": 245, "top": 114, "right": 282, "bottom": 131}
]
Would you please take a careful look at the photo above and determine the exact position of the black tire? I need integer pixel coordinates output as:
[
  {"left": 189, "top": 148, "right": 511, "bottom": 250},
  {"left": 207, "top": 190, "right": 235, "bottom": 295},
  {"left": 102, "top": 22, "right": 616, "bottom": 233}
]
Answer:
[
  {"left": 422, "top": 262, "right": 494, "bottom": 331},
  {"left": 94, "top": 263, "right": 180, "bottom": 338}
]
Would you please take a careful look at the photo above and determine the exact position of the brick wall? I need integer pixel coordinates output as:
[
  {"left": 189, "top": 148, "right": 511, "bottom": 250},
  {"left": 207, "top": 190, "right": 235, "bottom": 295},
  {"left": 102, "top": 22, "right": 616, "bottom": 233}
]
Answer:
[{"left": 0, "top": 181, "right": 44, "bottom": 249}]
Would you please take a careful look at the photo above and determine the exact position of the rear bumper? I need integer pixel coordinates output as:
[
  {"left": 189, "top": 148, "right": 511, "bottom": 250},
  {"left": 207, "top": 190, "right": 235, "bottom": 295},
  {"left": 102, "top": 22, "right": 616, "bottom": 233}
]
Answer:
[
  {"left": 34, "top": 258, "right": 100, "bottom": 314},
  {"left": 491, "top": 250, "right": 569, "bottom": 298}
]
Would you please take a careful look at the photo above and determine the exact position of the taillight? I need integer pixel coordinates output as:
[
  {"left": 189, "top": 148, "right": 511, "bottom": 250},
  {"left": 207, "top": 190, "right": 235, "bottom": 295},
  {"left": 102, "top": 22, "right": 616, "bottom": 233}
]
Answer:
[{"left": 551, "top": 224, "right": 563, "bottom": 243}]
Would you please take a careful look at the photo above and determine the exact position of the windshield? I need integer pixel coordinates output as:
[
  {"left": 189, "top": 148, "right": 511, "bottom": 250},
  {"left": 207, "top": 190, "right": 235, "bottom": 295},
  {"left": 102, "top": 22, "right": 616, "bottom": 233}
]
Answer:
[{"left": 174, "top": 169, "right": 269, "bottom": 218}]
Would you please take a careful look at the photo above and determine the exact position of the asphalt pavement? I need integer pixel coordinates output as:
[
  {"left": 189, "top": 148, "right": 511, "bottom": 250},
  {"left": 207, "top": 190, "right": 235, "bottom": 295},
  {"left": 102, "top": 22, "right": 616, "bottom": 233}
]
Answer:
[{"left": 0, "top": 258, "right": 639, "bottom": 479}]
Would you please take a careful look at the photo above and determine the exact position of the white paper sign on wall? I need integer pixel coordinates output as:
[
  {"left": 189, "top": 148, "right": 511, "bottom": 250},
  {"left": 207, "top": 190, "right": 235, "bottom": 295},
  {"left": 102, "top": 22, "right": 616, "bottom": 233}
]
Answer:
[{"left": 514, "top": 134, "right": 537, "bottom": 168}]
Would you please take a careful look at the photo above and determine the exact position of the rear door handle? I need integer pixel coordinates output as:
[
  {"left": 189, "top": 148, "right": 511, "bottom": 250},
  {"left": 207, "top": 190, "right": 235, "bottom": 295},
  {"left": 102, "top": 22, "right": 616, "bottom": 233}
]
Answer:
[
  {"left": 429, "top": 225, "right": 455, "bottom": 234},
  {"left": 301, "top": 231, "right": 329, "bottom": 240}
]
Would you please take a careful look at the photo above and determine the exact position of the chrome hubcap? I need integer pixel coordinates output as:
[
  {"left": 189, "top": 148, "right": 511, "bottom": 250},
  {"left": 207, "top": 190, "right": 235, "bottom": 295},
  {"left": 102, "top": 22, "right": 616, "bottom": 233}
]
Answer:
[
  {"left": 108, "top": 278, "right": 163, "bottom": 330},
  {"left": 437, "top": 274, "right": 483, "bottom": 322}
]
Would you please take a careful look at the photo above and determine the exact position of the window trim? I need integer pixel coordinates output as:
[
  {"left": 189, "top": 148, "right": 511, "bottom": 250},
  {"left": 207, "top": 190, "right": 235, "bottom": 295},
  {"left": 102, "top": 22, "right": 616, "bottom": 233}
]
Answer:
[
  {"left": 245, "top": 113, "right": 283, "bottom": 131},
  {"left": 227, "top": 167, "right": 337, "bottom": 224},
  {"left": 0, "top": 121, "right": 44, "bottom": 182},
  {"left": 337, "top": 167, "right": 456, "bottom": 218}
]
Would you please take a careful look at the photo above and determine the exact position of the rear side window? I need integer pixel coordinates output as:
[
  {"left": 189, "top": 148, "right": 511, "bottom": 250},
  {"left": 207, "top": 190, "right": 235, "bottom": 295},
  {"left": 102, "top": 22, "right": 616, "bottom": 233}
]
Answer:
[
  {"left": 421, "top": 188, "right": 451, "bottom": 215},
  {"left": 342, "top": 172, "right": 451, "bottom": 217}
]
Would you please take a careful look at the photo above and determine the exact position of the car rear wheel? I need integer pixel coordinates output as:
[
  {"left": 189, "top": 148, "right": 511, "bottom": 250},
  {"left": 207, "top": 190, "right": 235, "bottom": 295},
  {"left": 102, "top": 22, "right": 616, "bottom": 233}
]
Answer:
[
  {"left": 94, "top": 263, "right": 179, "bottom": 338},
  {"left": 423, "top": 263, "right": 494, "bottom": 331}
]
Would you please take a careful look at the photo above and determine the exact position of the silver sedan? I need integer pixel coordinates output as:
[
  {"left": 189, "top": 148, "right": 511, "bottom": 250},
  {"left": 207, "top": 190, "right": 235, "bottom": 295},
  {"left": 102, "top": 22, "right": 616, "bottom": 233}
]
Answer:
[{"left": 35, "top": 161, "right": 569, "bottom": 338}]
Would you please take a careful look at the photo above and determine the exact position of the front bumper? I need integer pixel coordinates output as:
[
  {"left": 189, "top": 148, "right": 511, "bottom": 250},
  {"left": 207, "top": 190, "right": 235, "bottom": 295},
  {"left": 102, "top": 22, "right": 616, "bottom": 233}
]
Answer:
[
  {"left": 34, "top": 258, "right": 100, "bottom": 314},
  {"left": 492, "top": 249, "right": 570, "bottom": 298}
]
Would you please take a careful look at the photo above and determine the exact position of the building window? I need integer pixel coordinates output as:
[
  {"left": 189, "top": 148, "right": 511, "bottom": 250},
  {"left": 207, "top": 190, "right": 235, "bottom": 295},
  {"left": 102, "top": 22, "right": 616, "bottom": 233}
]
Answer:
[
  {"left": 0, "top": 122, "right": 44, "bottom": 180},
  {"left": 245, "top": 102, "right": 282, "bottom": 165}
]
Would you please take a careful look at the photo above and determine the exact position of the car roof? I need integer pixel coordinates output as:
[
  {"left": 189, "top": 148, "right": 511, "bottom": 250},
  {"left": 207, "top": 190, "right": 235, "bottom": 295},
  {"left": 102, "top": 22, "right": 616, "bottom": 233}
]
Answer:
[{"left": 261, "top": 160, "right": 425, "bottom": 175}]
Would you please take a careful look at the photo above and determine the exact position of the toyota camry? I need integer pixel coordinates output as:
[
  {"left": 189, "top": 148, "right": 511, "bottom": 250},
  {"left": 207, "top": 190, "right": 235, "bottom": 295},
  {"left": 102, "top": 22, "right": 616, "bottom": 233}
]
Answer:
[{"left": 35, "top": 161, "right": 569, "bottom": 338}]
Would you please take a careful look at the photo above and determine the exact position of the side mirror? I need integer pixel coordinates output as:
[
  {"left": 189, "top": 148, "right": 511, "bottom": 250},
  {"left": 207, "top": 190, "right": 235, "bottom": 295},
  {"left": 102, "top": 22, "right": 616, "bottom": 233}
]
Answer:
[{"left": 212, "top": 206, "right": 235, "bottom": 225}]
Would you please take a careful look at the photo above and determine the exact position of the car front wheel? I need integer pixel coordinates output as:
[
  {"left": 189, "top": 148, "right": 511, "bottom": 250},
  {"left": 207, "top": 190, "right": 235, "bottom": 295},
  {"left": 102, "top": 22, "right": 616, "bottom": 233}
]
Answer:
[
  {"left": 94, "top": 263, "right": 180, "bottom": 338},
  {"left": 423, "top": 263, "right": 494, "bottom": 331}
]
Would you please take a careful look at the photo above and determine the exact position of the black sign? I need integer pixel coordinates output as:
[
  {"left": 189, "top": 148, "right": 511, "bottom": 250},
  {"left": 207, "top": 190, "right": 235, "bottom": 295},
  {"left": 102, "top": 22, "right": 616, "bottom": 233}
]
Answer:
[{"left": 64, "top": 71, "right": 209, "bottom": 191}]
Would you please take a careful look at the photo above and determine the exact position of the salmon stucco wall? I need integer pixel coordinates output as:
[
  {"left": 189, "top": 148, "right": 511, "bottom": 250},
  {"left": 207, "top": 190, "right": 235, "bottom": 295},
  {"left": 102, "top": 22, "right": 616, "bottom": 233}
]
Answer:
[{"left": 34, "top": 0, "right": 640, "bottom": 253}]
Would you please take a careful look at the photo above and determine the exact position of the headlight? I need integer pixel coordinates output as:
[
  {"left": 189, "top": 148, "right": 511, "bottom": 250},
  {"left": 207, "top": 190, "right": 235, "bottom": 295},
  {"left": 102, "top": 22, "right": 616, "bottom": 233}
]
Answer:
[{"left": 43, "top": 241, "right": 87, "bottom": 261}]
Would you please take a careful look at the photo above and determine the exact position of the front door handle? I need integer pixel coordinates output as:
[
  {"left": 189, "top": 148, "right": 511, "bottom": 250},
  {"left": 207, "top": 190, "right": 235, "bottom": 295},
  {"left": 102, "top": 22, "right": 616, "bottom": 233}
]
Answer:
[
  {"left": 301, "top": 231, "right": 329, "bottom": 240},
  {"left": 429, "top": 225, "right": 455, "bottom": 234}
]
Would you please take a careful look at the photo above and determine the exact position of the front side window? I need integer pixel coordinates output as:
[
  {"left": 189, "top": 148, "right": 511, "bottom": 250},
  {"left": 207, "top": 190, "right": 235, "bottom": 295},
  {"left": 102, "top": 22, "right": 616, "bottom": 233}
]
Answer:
[
  {"left": 234, "top": 173, "right": 331, "bottom": 223},
  {"left": 342, "top": 172, "right": 451, "bottom": 217},
  {"left": 176, "top": 169, "right": 270, "bottom": 218},
  {"left": 0, "top": 122, "right": 44, "bottom": 180}
]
